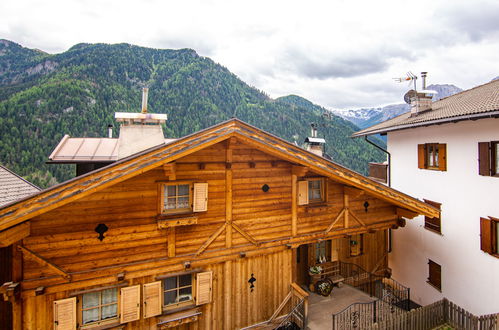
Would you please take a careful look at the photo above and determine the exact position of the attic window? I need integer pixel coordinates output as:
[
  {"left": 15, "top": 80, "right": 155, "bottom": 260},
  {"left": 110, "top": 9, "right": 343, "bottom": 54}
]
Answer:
[
  {"left": 160, "top": 182, "right": 208, "bottom": 214},
  {"left": 297, "top": 178, "right": 325, "bottom": 205}
]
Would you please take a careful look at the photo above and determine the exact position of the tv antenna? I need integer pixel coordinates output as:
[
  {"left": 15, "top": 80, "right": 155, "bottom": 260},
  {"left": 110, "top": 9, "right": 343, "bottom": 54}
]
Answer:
[{"left": 393, "top": 71, "right": 418, "bottom": 90}]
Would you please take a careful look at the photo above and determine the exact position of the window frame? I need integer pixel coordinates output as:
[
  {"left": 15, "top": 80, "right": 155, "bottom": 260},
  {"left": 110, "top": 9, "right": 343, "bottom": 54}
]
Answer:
[
  {"left": 492, "top": 142, "right": 499, "bottom": 176},
  {"left": 314, "top": 240, "right": 331, "bottom": 264},
  {"left": 480, "top": 216, "right": 499, "bottom": 258},
  {"left": 423, "top": 199, "right": 442, "bottom": 234},
  {"left": 307, "top": 177, "right": 326, "bottom": 204},
  {"left": 418, "top": 143, "right": 447, "bottom": 171},
  {"left": 78, "top": 287, "right": 120, "bottom": 328},
  {"left": 427, "top": 259, "right": 442, "bottom": 291},
  {"left": 162, "top": 273, "right": 195, "bottom": 311},
  {"left": 159, "top": 181, "right": 193, "bottom": 215}
]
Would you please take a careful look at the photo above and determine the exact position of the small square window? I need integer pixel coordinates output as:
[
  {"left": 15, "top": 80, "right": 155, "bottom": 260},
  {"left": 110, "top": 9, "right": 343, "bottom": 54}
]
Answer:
[
  {"left": 163, "top": 274, "right": 193, "bottom": 309},
  {"left": 80, "top": 288, "right": 118, "bottom": 326},
  {"left": 161, "top": 183, "right": 192, "bottom": 214},
  {"left": 308, "top": 178, "right": 325, "bottom": 203},
  {"left": 418, "top": 143, "right": 446, "bottom": 171}
]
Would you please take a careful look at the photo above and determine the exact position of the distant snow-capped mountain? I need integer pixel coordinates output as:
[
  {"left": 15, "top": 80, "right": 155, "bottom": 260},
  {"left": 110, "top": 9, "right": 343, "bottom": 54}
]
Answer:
[{"left": 333, "top": 84, "right": 463, "bottom": 129}]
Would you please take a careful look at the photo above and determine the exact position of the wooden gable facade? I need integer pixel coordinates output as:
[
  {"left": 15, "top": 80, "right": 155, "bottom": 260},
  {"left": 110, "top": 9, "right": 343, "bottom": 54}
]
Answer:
[{"left": 0, "top": 119, "right": 438, "bottom": 329}]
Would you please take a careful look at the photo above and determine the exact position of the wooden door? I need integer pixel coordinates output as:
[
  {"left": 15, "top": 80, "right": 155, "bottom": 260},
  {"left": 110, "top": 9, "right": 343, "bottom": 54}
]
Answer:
[
  {"left": 295, "top": 245, "right": 309, "bottom": 286},
  {"left": 0, "top": 246, "right": 12, "bottom": 329}
]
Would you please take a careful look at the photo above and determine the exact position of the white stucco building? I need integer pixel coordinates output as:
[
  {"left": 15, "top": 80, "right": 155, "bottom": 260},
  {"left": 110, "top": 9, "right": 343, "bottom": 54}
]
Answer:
[{"left": 354, "top": 78, "right": 499, "bottom": 315}]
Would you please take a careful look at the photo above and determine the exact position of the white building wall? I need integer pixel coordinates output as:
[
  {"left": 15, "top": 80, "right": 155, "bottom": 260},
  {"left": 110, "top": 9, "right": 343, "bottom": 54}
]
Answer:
[{"left": 387, "top": 118, "right": 499, "bottom": 315}]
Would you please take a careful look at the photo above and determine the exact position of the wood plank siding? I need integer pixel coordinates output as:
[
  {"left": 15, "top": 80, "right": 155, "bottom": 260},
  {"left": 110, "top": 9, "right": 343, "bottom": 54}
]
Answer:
[{"left": 0, "top": 120, "right": 437, "bottom": 330}]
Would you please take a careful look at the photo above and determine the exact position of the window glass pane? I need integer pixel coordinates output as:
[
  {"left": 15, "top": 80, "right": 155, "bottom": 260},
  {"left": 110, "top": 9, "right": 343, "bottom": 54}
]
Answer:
[
  {"left": 83, "top": 308, "right": 99, "bottom": 324},
  {"left": 435, "top": 146, "right": 439, "bottom": 167},
  {"left": 164, "top": 277, "right": 177, "bottom": 290},
  {"left": 178, "top": 287, "right": 192, "bottom": 302},
  {"left": 310, "top": 189, "right": 321, "bottom": 200},
  {"left": 166, "top": 185, "right": 176, "bottom": 197},
  {"left": 101, "top": 304, "right": 117, "bottom": 320},
  {"left": 178, "top": 184, "right": 189, "bottom": 196},
  {"left": 179, "top": 274, "right": 191, "bottom": 287},
  {"left": 309, "top": 180, "right": 320, "bottom": 190},
  {"left": 428, "top": 145, "right": 434, "bottom": 167},
  {"left": 101, "top": 288, "right": 117, "bottom": 304},
  {"left": 166, "top": 197, "right": 177, "bottom": 210},
  {"left": 164, "top": 291, "right": 177, "bottom": 305},
  {"left": 178, "top": 196, "right": 189, "bottom": 208},
  {"left": 82, "top": 292, "right": 99, "bottom": 309}
]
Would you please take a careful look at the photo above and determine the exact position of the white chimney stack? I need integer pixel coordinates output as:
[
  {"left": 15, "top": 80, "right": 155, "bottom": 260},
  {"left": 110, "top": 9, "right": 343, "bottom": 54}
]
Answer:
[{"left": 107, "top": 124, "right": 113, "bottom": 138}]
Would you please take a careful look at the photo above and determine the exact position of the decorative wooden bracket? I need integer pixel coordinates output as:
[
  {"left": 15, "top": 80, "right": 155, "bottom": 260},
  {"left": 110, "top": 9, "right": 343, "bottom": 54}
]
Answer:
[
  {"left": 396, "top": 208, "right": 418, "bottom": 219},
  {"left": 17, "top": 245, "right": 71, "bottom": 281},
  {"left": 325, "top": 209, "right": 346, "bottom": 233},
  {"left": 163, "top": 162, "right": 176, "bottom": 181},
  {"left": 232, "top": 223, "right": 259, "bottom": 246},
  {"left": 196, "top": 224, "right": 226, "bottom": 256},
  {"left": 343, "top": 186, "right": 364, "bottom": 199},
  {"left": 324, "top": 207, "right": 367, "bottom": 233},
  {"left": 349, "top": 209, "right": 367, "bottom": 228},
  {"left": 0, "top": 282, "right": 20, "bottom": 302},
  {"left": 291, "top": 165, "right": 308, "bottom": 177}
]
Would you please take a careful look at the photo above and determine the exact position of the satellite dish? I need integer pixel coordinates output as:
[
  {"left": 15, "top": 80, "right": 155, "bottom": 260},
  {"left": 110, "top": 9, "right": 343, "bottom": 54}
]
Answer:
[{"left": 404, "top": 89, "right": 417, "bottom": 104}]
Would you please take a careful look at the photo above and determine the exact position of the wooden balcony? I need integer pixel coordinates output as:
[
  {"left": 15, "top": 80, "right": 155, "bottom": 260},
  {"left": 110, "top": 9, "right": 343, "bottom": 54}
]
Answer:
[{"left": 368, "top": 162, "right": 388, "bottom": 184}]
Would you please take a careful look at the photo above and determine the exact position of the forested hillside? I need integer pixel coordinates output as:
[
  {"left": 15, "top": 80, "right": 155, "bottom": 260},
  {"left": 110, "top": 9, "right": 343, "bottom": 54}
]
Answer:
[{"left": 0, "top": 40, "right": 384, "bottom": 187}]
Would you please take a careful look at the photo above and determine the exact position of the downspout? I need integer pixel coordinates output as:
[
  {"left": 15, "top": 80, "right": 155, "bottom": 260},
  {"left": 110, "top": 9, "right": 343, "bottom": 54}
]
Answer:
[{"left": 364, "top": 136, "right": 391, "bottom": 187}]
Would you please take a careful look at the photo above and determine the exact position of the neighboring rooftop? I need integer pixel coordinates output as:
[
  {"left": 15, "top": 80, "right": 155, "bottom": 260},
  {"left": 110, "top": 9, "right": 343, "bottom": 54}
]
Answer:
[
  {"left": 48, "top": 135, "right": 177, "bottom": 163},
  {"left": 0, "top": 165, "right": 40, "bottom": 207},
  {"left": 352, "top": 79, "right": 499, "bottom": 137}
]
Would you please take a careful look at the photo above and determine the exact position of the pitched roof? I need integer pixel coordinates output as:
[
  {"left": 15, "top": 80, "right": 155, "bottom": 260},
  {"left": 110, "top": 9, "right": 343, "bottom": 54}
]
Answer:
[
  {"left": 0, "top": 165, "right": 40, "bottom": 207},
  {"left": 0, "top": 119, "right": 439, "bottom": 232},
  {"left": 352, "top": 79, "right": 499, "bottom": 137}
]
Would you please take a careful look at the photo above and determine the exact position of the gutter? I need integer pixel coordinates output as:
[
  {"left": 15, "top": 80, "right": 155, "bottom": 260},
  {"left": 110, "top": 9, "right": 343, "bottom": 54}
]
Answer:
[{"left": 364, "top": 136, "right": 391, "bottom": 187}]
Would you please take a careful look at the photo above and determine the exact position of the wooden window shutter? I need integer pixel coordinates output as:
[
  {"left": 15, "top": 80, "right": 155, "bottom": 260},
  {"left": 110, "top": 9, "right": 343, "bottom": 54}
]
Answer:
[
  {"left": 53, "top": 297, "right": 76, "bottom": 330},
  {"left": 478, "top": 142, "right": 491, "bottom": 176},
  {"left": 196, "top": 271, "right": 212, "bottom": 305},
  {"left": 120, "top": 285, "right": 140, "bottom": 323},
  {"left": 417, "top": 144, "right": 426, "bottom": 169},
  {"left": 480, "top": 217, "right": 493, "bottom": 254},
  {"left": 438, "top": 144, "right": 447, "bottom": 171},
  {"left": 297, "top": 180, "right": 309, "bottom": 205},
  {"left": 143, "top": 281, "right": 162, "bottom": 319},
  {"left": 428, "top": 260, "right": 441, "bottom": 290},
  {"left": 193, "top": 183, "right": 208, "bottom": 212}
]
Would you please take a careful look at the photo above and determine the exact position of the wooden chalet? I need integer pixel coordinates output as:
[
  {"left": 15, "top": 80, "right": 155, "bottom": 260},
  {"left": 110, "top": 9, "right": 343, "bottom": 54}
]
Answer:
[{"left": 0, "top": 118, "right": 439, "bottom": 329}]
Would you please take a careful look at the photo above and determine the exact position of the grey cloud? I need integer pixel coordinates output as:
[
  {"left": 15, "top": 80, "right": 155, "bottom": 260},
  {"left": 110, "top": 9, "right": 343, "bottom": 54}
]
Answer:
[{"left": 279, "top": 45, "right": 414, "bottom": 80}]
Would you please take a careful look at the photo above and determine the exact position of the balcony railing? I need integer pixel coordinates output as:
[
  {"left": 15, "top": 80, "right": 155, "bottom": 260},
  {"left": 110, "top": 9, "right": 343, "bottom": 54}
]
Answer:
[{"left": 368, "top": 162, "right": 388, "bottom": 184}]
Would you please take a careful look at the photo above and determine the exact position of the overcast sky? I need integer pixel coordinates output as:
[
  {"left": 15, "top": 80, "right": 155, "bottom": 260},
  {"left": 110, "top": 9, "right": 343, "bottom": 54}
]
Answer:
[{"left": 1, "top": 0, "right": 498, "bottom": 110}]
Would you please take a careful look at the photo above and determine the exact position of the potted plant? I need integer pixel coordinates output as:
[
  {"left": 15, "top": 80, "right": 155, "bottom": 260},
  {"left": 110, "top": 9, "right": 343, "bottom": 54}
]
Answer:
[
  {"left": 309, "top": 265, "right": 322, "bottom": 275},
  {"left": 315, "top": 278, "right": 334, "bottom": 296}
]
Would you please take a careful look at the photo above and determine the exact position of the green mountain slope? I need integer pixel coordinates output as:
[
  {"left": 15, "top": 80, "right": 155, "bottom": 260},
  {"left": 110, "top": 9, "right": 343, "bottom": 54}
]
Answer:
[{"left": 0, "top": 40, "right": 385, "bottom": 187}]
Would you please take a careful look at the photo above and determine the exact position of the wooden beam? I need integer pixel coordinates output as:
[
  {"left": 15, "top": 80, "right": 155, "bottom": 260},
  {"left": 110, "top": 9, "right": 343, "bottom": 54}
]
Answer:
[
  {"left": 396, "top": 208, "right": 419, "bottom": 219},
  {"left": 343, "top": 186, "right": 364, "bottom": 199},
  {"left": 291, "top": 165, "right": 308, "bottom": 177},
  {"left": 224, "top": 261, "right": 232, "bottom": 328},
  {"left": 325, "top": 209, "right": 346, "bottom": 233},
  {"left": 0, "top": 222, "right": 30, "bottom": 247},
  {"left": 17, "top": 245, "right": 71, "bottom": 281},
  {"left": 371, "top": 252, "right": 388, "bottom": 273},
  {"left": 168, "top": 228, "right": 176, "bottom": 258},
  {"left": 291, "top": 173, "right": 298, "bottom": 236},
  {"left": 226, "top": 145, "right": 233, "bottom": 248},
  {"left": 349, "top": 210, "right": 367, "bottom": 228},
  {"left": 232, "top": 223, "right": 259, "bottom": 246},
  {"left": 196, "top": 224, "right": 226, "bottom": 256},
  {"left": 344, "top": 194, "right": 349, "bottom": 228},
  {"left": 163, "top": 162, "right": 176, "bottom": 181}
]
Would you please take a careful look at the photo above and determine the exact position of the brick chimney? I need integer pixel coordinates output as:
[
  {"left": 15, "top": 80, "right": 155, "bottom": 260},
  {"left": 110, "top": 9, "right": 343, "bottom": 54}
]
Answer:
[{"left": 409, "top": 72, "right": 437, "bottom": 116}]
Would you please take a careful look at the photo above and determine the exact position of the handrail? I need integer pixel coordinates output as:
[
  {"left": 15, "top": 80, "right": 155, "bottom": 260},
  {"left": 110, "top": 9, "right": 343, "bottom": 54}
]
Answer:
[{"left": 291, "top": 282, "right": 309, "bottom": 299}]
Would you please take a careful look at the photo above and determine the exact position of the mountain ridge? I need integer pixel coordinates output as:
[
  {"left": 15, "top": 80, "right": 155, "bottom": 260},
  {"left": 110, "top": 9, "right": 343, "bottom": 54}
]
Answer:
[{"left": 0, "top": 40, "right": 385, "bottom": 187}]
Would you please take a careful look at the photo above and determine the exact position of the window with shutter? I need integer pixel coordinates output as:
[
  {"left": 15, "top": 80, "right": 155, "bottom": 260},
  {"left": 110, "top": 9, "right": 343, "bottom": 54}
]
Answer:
[
  {"left": 163, "top": 274, "right": 193, "bottom": 309},
  {"left": 143, "top": 281, "right": 162, "bottom": 318},
  {"left": 480, "top": 216, "right": 498, "bottom": 257},
  {"left": 298, "top": 178, "right": 325, "bottom": 205},
  {"left": 120, "top": 285, "right": 140, "bottom": 323},
  {"left": 423, "top": 199, "right": 442, "bottom": 234},
  {"left": 196, "top": 271, "right": 212, "bottom": 305},
  {"left": 418, "top": 143, "right": 446, "bottom": 171},
  {"left": 193, "top": 183, "right": 208, "bottom": 212},
  {"left": 427, "top": 259, "right": 441, "bottom": 291},
  {"left": 478, "top": 142, "right": 499, "bottom": 177},
  {"left": 54, "top": 297, "right": 76, "bottom": 330},
  {"left": 80, "top": 288, "right": 118, "bottom": 327}
]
